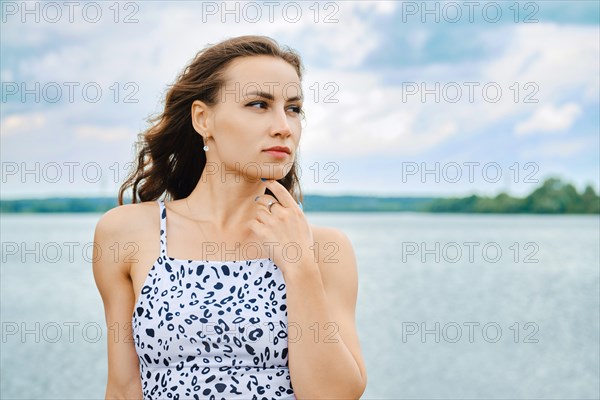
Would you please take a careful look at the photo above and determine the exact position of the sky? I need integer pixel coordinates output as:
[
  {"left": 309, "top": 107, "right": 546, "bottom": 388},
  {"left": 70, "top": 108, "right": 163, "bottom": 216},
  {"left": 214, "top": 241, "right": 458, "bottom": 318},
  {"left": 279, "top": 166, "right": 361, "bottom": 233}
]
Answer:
[{"left": 1, "top": 0, "right": 598, "bottom": 199}]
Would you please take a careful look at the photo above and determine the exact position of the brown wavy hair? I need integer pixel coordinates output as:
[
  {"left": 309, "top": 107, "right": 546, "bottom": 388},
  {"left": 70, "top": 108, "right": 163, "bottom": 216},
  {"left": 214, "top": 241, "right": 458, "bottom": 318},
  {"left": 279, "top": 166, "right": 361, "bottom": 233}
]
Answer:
[{"left": 118, "top": 35, "right": 305, "bottom": 206}]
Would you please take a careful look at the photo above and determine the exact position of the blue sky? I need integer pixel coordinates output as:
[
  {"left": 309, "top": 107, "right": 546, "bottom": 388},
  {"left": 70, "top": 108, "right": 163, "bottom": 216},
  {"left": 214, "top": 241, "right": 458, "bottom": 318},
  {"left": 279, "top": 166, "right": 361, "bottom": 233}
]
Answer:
[{"left": 1, "top": 0, "right": 598, "bottom": 199}]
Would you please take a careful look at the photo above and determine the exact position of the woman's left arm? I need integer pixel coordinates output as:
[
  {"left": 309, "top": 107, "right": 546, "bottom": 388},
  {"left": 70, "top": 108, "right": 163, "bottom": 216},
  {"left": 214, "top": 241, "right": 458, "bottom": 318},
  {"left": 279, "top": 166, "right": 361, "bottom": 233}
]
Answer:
[
  {"left": 251, "top": 180, "right": 367, "bottom": 399},
  {"left": 283, "top": 227, "right": 368, "bottom": 399}
]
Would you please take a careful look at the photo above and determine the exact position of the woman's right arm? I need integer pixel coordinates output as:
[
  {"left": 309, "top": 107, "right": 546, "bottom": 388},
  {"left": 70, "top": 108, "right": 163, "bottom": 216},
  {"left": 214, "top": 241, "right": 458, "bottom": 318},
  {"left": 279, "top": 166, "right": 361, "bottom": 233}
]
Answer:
[{"left": 93, "top": 206, "right": 143, "bottom": 399}]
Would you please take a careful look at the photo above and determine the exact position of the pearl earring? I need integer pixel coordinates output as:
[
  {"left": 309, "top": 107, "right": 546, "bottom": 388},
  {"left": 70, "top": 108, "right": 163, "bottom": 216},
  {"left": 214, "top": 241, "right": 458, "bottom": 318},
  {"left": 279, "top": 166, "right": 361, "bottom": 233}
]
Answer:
[{"left": 202, "top": 135, "right": 209, "bottom": 151}]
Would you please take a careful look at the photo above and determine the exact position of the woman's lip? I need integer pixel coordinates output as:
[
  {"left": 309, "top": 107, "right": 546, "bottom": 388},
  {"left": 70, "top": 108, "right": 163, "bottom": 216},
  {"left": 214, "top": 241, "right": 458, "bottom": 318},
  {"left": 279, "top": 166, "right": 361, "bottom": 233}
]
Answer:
[{"left": 263, "top": 150, "right": 290, "bottom": 158}]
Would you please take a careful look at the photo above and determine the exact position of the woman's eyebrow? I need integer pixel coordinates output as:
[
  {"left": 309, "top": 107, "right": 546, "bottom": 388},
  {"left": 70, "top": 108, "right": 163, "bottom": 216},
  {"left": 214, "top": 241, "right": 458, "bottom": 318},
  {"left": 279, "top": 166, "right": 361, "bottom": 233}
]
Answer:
[{"left": 245, "top": 90, "right": 303, "bottom": 102}]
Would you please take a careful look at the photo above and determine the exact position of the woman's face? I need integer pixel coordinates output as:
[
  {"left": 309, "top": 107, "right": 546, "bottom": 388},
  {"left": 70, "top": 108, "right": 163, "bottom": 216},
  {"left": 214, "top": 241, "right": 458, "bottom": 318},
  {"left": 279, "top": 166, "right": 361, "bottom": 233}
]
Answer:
[{"left": 193, "top": 55, "right": 303, "bottom": 182}]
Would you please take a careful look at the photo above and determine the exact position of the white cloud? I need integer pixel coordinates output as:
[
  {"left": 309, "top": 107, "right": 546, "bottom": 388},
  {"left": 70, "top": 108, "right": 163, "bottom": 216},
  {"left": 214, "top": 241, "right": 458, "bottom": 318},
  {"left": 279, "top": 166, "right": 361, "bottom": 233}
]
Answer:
[
  {"left": 0, "top": 112, "right": 46, "bottom": 136},
  {"left": 515, "top": 103, "right": 582, "bottom": 136},
  {"left": 481, "top": 23, "right": 599, "bottom": 107},
  {"left": 522, "top": 137, "right": 591, "bottom": 158},
  {"left": 298, "top": 67, "right": 462, "bottom": 157}
]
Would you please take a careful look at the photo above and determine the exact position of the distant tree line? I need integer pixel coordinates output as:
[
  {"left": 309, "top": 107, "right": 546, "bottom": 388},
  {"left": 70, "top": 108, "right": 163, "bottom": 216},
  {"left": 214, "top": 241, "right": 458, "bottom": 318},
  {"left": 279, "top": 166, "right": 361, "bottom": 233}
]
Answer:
[
  {"left": 424, "top": 177, "right": 599, "bottom": 214},
  {"left": 0, "top": 197, "right": 119, "bottom": 213},
  {"left": 1, "top": 177, "right": 598, "bottom": 214}
]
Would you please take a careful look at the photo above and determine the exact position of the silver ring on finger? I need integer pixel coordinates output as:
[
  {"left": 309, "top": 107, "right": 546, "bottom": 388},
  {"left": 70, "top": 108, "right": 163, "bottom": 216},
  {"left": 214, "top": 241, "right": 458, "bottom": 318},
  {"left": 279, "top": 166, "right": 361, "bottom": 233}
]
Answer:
[{"left": 267, "top": 200, "right": 279, "bottom": 213}]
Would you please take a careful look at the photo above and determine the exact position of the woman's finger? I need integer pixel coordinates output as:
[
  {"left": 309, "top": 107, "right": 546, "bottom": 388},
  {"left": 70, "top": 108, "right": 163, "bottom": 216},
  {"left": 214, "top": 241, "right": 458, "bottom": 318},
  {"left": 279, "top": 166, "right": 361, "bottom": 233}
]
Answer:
[
  {"left": 263, "top": 180, "right": 295, "bottom": 208},
  {"left": 255, "top": 208, "right": 272, "bottom": 224},
  {"left": 254, "top": 194, "right": 281, "bottom": 212}
]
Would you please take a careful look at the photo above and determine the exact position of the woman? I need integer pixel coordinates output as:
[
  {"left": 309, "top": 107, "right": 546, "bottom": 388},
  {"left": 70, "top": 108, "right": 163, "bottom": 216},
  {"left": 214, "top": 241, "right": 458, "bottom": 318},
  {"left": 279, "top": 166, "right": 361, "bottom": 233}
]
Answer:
[{"left": 93, "top": 35, "right": 367, "bottom": 399}]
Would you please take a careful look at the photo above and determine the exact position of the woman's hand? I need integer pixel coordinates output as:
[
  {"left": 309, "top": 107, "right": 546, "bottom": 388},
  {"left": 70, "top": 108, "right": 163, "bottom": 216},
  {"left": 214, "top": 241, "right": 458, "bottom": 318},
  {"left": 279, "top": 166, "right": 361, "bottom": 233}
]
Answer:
[{"left": 249, "top": 179, "right": 314, "bottom": 275}]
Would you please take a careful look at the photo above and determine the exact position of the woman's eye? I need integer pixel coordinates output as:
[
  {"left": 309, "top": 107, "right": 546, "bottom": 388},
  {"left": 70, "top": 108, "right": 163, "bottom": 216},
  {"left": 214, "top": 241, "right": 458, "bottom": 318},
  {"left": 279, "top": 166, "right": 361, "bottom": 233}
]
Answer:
[
  {"left": 247, "top": 101, "right": 303, "bottom": 116},
  {"left": 288, "top": 105, "right": 303, "bottom": 114},
  {"left": 247, "top": 101, "right": 267, "bottom": 109}
]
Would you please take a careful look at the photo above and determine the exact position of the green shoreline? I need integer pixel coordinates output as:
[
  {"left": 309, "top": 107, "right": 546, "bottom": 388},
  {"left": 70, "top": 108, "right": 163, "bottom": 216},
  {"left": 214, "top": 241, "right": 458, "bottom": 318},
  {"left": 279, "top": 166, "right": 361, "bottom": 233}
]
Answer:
[{"left": 1, "top": 178, "right": 598, "bottom": 214}]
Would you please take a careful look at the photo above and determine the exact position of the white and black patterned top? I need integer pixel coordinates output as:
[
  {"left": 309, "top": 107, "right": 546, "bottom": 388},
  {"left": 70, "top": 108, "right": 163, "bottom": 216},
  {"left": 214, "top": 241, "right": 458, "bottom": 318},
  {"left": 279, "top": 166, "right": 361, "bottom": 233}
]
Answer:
[{"left": 131, "top": 200, "right": 295, "bottom": 399}]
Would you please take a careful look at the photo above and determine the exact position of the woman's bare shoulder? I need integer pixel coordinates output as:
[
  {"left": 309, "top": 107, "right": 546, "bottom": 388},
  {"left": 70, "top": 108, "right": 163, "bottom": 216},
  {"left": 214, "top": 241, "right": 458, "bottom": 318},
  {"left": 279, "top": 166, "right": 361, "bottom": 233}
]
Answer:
[
  {"left": 308, "top": 223, "right": 354, "bottom": 261},
  {"left": 309, "top": 223, "right": 348, "bottom": 243},
  {"left": 95, "top": 201, "right": 159, "bottom": 239}
]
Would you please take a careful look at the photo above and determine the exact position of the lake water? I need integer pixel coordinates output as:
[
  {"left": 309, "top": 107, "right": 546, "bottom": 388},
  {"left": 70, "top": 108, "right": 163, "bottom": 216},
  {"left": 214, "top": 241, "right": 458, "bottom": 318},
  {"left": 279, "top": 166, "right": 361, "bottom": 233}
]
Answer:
[{"left": 1, "top": 212, "right": 598, "bottom": 399}]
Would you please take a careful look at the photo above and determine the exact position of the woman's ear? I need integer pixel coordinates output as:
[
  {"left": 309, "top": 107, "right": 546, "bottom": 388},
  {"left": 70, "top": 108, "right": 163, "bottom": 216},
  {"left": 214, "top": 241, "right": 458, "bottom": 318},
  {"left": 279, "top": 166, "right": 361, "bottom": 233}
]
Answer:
[{"left": 191, "top": 100, "right": 211, "bottom": 134}]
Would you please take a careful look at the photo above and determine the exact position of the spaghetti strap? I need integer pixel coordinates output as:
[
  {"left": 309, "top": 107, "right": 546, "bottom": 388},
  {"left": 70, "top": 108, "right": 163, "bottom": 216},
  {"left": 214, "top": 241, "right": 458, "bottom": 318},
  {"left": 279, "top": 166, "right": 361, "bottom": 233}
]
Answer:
[{"left": 157, "top": 200, "right": 167, "bottom": 257}]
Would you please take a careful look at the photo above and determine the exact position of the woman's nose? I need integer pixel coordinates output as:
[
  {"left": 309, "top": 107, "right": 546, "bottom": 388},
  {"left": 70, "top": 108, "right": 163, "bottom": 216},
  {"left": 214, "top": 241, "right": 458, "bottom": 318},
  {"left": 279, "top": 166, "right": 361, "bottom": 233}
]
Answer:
[{"left": 271, "top": 109, "right": 293, "bottom": 136}]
